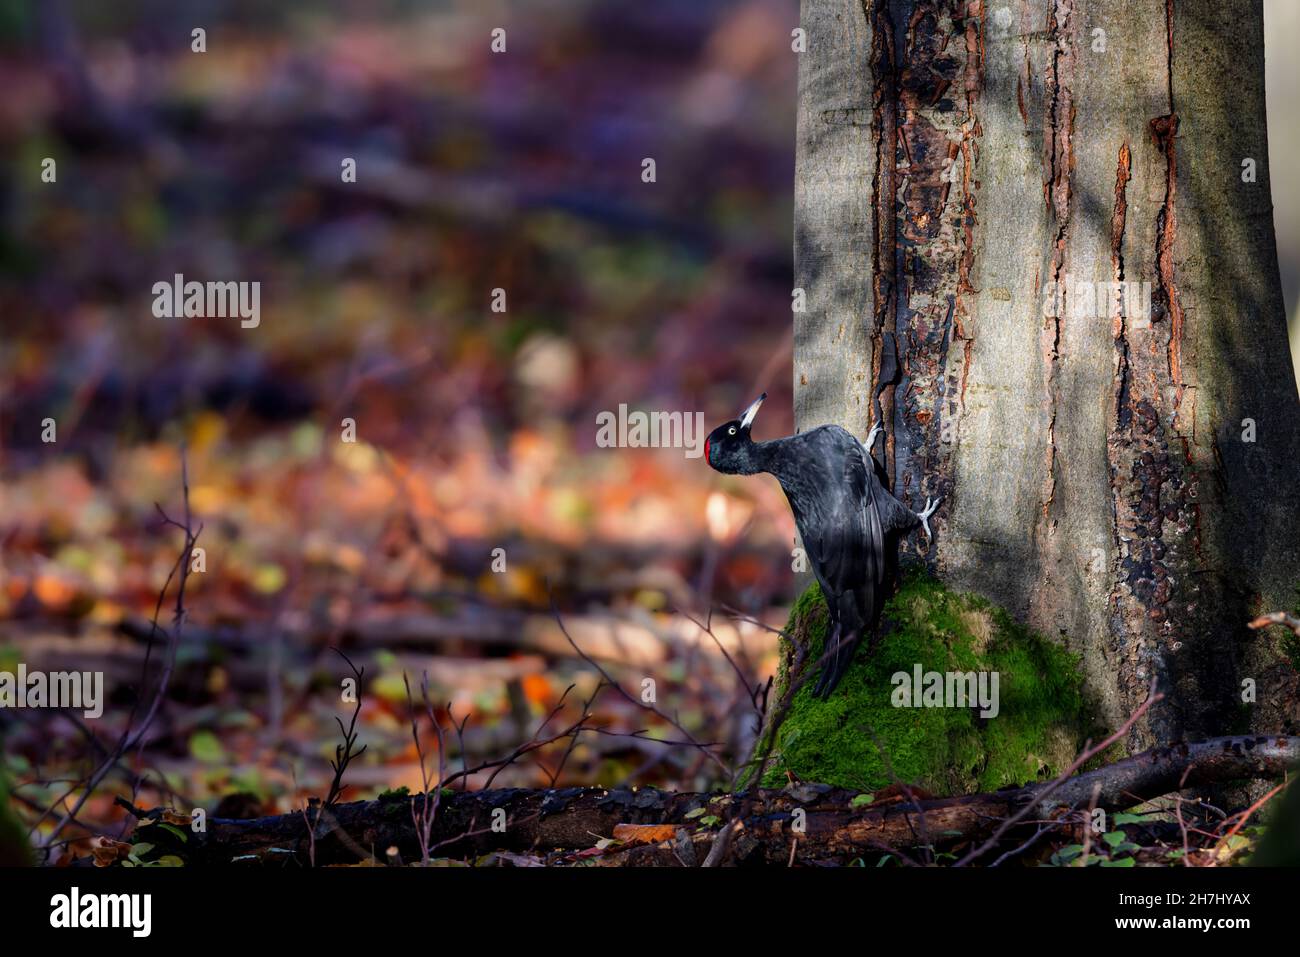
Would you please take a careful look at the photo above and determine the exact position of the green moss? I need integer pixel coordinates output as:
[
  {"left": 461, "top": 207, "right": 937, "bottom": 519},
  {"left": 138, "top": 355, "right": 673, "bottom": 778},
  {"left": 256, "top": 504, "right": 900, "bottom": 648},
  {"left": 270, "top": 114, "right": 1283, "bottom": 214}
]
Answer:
[
  {"left": 0, "top": 739, "right": 33, "bottom": 866},
  {"left": 749, "top": 572, "right": 1088, "bottom": 795}
]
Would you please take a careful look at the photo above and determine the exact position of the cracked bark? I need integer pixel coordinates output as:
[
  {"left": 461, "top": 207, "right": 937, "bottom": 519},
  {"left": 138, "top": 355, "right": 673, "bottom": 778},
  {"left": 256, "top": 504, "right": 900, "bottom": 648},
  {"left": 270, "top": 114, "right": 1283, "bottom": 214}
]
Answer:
[{"left": 793, "top": 0, "right": 1300, "bottom": 750}]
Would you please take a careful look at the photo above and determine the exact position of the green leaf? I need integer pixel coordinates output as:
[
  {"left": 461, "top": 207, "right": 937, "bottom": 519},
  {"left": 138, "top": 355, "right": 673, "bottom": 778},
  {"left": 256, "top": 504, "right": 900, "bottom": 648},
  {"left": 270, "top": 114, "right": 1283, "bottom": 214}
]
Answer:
[
  {"left": 156, "top": 855, "right": 185, "bottom": 867},
  {"left": 1100, "top": 856, "right": 1137, "bottom": 867},
  {"left": 684, "top": 807, "right": 708, "bottom": 819},
  {"left": 850, "top": 793, "right": 875, "bottom": 808},
  {"left": 129, "top": 842, "right": 155, "bottom": 858},
  {"left": 1113, "top": 813, "right": 1144, "bottom": 825},
  {"left": 188, "top": 730, "right": 227, "bottom": 765},
  {"left": 158, "top": 822, "right": 189, "bottom": 843},
  {"left": 251, "top": 563, "right": 287, "bottom": 594},
  {"left": 1102, "top": 831, "right": 1126, "bottom": 847}
]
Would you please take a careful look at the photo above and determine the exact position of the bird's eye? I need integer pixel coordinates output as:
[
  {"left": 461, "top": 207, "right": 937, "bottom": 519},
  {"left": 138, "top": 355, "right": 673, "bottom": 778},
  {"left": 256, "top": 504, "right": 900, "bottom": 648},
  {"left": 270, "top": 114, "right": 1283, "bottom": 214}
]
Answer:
[{"left": 728, "top": 427, "right": 736, "bottom": 435}]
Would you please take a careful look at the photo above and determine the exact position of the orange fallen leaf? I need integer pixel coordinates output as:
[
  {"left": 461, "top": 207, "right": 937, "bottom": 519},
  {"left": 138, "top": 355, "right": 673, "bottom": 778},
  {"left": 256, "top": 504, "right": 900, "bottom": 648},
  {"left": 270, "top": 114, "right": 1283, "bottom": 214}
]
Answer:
[
  {"left": 32, "top": 574, "right": 77, "bottom": 610},
  {"left": 611, "top": 824, "right": 680, "bottom": 846},
  {"left": 91, "top": 838, "right": 132, "bottom": 867}
]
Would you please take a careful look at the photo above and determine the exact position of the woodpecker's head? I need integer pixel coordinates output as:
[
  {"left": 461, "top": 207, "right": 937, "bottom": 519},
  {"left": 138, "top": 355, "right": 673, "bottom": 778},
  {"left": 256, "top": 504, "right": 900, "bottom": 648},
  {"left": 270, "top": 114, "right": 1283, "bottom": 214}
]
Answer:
[{"left": 705, "top": 392, "right": 765, "bottom": 474}]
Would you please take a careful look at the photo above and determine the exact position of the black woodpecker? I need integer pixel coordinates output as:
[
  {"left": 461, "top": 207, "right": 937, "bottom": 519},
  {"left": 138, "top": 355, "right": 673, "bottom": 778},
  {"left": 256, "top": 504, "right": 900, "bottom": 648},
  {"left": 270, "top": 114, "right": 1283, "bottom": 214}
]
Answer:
[{"left": 705, "top": 393, "right": 940, "bottom": 698}]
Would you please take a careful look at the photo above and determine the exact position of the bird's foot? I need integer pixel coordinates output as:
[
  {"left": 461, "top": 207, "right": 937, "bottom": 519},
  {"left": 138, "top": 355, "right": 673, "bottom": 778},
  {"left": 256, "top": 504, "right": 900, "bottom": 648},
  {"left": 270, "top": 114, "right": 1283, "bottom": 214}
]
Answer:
[
  {"left": 918, "top": 495, "right": 943, "bottom": 543},
  {"left": 864, "top": 423, "right": 882, "bottom": 451}
]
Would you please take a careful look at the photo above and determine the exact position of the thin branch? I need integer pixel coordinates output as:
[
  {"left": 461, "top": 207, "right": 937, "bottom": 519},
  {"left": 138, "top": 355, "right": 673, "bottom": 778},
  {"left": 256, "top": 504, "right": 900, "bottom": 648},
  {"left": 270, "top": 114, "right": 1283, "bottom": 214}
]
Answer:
[
  {"left": 549, "top": 591, "right": 726, "bottom": 772},
  {"left": 1248, "top": 612, "right": 1300, "bottom": 637},
  {"left": 44, "top": 447, "right": 201, "bottom": 849},
  {"left": 954, "top": 677, "right": 1162, "bottom": 866},
  {"left": 323, "top": 648, "right": 368, "bottom": 809}
]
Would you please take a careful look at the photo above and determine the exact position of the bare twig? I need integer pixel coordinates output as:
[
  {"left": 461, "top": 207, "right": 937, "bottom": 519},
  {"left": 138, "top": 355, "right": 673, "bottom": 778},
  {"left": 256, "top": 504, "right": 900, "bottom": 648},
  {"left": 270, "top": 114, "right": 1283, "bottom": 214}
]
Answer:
[
  {"left": 1173, "top": 763, "right": 1195, "bottom": 865},
  {"left": 701, "top": 819, "right": 740, "bottom": 867},
  {"left": 954, "top": 677, "right": 1162, "bottom": 866},
  {"left": 43, "top": 448, "right": 201, "bottom": 850},
  {"left": 549, "top": 592, "right": 726, "bottom": 772},
  {"left": 548, "top": 682, "right": 605, "bottom": 787},
  {"left": 1248, "top": 612, "right": 1300, "bottom": 637},
  {"left": 1077, "top": 781, "right": 1103, "bottom": 866},
  {"left": 864, "top": 728, "right": 934, "bottom": 864},
  {"left": 403, "top": 671, "right": 446, "bottom": 866},
  {"left": 299, "top": 802, "right": 317, "bottom": 868},
  {"left": 989, "top": 822, "right": 1060, "bottom": 867},
  {"left": 1212, "top": 781, "right": 1286, "bottom": 863},
  {"left": 323, "top": 648, "right": 368, "bottom": 809}
]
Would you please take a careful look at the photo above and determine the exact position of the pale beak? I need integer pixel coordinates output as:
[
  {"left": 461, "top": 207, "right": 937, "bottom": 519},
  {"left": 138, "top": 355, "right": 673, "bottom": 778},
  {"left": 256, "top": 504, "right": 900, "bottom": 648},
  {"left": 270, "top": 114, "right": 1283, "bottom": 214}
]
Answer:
[{"left": 739, "top": 392, "right": 766, "bottom": 430}]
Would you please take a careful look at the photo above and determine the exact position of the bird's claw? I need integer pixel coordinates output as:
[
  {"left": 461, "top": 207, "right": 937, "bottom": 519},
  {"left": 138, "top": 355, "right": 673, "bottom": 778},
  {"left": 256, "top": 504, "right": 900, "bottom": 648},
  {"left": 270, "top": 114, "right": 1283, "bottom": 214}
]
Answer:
[
  {"left": 865, "top": 423, "right": 882, "bottom": 451},
  {"left": 918, "top": 495, "right": 942, "bottom": 542}
]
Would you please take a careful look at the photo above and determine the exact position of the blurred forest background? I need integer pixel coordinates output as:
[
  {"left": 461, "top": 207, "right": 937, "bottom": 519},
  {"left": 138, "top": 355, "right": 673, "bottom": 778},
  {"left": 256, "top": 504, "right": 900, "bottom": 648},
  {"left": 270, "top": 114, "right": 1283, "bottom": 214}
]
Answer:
[
  {"left": 0, "top": 0, "right": 805, "bottom": 857},
  {"left": 0, "top": 0, "right": 1296, "bottom": 861}
]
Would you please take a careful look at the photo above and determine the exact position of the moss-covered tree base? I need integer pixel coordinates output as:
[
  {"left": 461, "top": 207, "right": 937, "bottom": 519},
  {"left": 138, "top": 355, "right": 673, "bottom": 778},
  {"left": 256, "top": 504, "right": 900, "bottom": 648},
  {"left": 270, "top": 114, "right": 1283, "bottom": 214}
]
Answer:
[{"left": 750, "top": 574, "right": 1090, "bottom": 795}]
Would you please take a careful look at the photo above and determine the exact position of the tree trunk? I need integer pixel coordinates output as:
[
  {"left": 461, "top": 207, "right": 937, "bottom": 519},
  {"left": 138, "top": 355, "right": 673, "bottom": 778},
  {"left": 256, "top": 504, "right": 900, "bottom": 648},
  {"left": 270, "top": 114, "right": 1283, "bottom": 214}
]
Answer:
[{"left": 794, "top": 0, "right": 1300, "bottom": 750}]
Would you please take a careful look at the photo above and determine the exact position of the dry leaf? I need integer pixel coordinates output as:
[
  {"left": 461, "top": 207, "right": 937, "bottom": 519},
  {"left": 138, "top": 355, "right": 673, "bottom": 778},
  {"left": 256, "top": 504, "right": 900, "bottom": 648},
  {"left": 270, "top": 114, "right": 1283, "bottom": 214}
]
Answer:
[
  {"left": 611, "top": 824, "right": 680, "bottom": 846},
  {"left": 91, "top": 838, "right": 132, "bottom": 867}
]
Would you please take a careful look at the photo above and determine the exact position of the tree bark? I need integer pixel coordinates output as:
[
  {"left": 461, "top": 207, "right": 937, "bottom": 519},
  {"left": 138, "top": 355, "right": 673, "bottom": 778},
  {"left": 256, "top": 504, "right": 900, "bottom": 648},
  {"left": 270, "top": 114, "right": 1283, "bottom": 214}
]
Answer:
[
  {"left": 793, "top": 0, "right": 1300, "bottom": 750},
  {"left": 119, "top": 734, "right": 1299, "bottom": 865}
]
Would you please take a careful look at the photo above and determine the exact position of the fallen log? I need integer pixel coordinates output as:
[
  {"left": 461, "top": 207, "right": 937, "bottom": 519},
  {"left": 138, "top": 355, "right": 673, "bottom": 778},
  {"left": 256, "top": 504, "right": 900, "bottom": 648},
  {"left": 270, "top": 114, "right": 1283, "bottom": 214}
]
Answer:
[
  {"left": 118, "top": 734, "right": 1298, "bottom": 866},
  {"left": 109, "top": 606, "right": 773, "bottom": 668}
]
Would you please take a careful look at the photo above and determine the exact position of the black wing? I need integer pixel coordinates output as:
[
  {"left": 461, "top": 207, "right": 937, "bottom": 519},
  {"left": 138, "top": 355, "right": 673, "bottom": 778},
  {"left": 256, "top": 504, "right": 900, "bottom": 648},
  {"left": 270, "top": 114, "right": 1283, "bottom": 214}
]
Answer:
[
  {"left": 800, "top": 434, "right": 885, "bottom": 600},
  {"left": 802, "top": 437, "right": 885, "bottom": 697}
]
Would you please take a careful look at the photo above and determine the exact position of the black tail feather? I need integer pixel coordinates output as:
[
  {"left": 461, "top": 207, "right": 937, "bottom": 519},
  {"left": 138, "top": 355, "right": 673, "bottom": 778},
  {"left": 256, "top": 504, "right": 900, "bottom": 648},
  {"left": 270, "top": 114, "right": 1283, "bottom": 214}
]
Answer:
[{"left": 812, "top": 625, "right": 861, "bottom": 699}]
